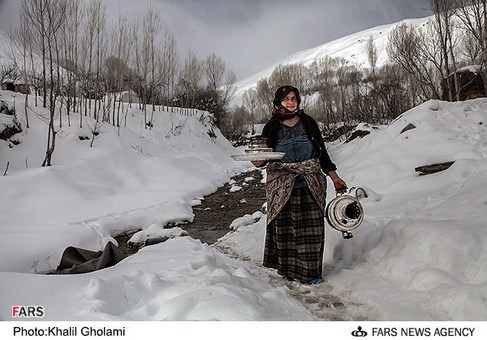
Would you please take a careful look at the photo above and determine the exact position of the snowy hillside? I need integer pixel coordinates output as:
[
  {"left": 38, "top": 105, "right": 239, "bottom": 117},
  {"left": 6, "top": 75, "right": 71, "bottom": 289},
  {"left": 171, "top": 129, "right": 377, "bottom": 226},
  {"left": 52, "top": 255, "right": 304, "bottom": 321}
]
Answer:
[
  {"left": 0, "top": 91, "right": 249, "bottom": 273},
  {"left": 232, "top": 16, "right": 431, "bottom": 106},
  {"left": 218, "top": 98, "right": 487, "bottom": 320},
  {"left": 1, "top": 84, "right": 487, "bottom": 321}
]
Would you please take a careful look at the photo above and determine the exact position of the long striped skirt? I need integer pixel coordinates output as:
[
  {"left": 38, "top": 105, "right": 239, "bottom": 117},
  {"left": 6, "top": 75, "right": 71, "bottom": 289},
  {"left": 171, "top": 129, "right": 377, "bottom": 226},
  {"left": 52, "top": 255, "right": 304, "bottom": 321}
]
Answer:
[{"left": 263, "top": 186, "right": 325, "bottom": 283}]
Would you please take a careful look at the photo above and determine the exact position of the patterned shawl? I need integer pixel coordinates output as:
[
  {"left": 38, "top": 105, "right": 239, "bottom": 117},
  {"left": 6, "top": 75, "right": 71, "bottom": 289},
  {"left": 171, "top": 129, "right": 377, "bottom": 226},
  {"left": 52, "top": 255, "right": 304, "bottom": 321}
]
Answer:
[{"left": 265, "top": 158, "right": 328, "bottom": 225}]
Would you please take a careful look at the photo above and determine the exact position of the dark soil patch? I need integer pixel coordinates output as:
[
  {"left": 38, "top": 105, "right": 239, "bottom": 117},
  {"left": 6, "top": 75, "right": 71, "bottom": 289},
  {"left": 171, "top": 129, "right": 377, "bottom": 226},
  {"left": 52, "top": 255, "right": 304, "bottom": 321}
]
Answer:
[
  {"left": 115, "top": 229, "right": 142, "bottom": 256},
  {"left": 185, "top": 169, "right": 266, "bottom": 243},
  {"left": 114, "top": 169, "right": 266, "bottom": 255}
]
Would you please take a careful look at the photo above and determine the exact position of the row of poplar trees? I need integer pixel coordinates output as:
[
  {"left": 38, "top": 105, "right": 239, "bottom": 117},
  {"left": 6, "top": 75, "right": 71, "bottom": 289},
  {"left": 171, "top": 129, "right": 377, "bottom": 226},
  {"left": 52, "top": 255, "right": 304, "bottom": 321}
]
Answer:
[{"left": 8, "top": 0, "right": 236, "bottom": 166}]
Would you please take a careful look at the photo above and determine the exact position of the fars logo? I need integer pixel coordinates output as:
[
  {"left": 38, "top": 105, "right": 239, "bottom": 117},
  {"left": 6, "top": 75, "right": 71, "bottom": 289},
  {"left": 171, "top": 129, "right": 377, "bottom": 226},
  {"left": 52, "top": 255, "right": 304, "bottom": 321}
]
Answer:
[{"left": 12, "top": 305, "right": 45, "bottom": 318}]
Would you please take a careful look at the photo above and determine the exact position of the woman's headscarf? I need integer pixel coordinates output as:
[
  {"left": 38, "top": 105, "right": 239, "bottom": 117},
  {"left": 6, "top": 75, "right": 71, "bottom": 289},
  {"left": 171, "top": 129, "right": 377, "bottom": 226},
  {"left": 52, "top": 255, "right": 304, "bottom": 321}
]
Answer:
[{"left": 272, "top": 85, "right": 302, "bottom": 119}]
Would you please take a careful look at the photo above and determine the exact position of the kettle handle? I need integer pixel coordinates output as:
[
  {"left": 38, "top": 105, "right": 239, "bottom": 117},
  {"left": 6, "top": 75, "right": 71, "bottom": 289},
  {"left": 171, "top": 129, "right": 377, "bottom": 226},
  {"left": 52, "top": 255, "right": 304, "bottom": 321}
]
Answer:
[{"left": 348, "top": 186, "right": 367, "bottom": 199}]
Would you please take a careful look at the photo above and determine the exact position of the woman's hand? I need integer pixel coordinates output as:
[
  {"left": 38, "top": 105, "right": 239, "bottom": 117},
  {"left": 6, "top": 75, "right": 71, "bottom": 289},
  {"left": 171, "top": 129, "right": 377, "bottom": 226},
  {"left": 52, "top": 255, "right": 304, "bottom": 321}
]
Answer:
[
  {"left": 327, "top": 170, "right": 348, "bottom": 193},
  {"left": 332, "top": 177, "right": 348, "bottom": 193}
]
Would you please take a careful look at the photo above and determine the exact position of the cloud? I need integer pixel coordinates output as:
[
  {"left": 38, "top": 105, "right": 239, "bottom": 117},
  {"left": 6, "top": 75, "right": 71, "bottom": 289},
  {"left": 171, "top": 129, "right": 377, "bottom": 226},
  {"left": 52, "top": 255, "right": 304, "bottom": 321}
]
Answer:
[
  {"left": 144, "top": 0, "right": 433, "bottom": 80},
  {"left": 0, "top": 0, "right": 21, "bottom": 33},
  {"left": 0, "top": 0, "right": 433, "bottom": 80}
]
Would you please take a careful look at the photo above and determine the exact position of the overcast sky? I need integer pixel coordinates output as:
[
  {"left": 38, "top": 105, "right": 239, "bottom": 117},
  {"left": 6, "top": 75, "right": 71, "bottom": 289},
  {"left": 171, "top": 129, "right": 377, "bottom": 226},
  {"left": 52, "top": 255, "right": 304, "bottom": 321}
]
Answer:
[{"left": 0, "top": 0, "right": 433, "bottom": 80}]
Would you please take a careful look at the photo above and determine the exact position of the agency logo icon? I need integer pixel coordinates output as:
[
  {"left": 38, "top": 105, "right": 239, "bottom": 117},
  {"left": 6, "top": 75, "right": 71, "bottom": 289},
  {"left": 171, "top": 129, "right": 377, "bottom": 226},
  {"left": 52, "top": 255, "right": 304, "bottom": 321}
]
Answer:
[{"left": 351, "top": 326, "right": 368, "bottom": 337}]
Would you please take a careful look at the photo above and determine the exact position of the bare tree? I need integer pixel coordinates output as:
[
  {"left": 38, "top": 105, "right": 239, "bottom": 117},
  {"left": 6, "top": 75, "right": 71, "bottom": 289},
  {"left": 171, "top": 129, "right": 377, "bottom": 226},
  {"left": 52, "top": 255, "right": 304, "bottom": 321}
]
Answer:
[
  {"left": 387, "top": 23, "right": 442, "bottom": 100},
  {"left": 367, "top": 35, "right": 378, "bottom": 87},
  {"left": 242, "top": 88, "right": 259, "bottom": 125},
  {"left": 452, "top": 0, "right": 487, "bottom": 92},
  {"left": 20, "top": 0, "right": 50, "bottom": 107},
  {"left": 202, "top": 53, "right": 236, "bottom": 126},
  {"left": 133, "top": 4, "right": 162, "bottom": 126},
  {"left": 19, "top": 0, "right": 67, "bottom": 166},
  {"left": 459, "top": 30, "right": 483, "bottom": 62},
  {"left": 93, "top": 1, "right": 107, "bottom": 121},
  {"left": 78, "top": 0, "right": 107, "bottom": 122},
  {"left": 219, "top": 70, "right": 237, "bottom": 110},
  {"left": 8, "top": 10, "right": 32, "bottom": 128},
  {"left": 310, "top": 56, "right": 340, "bottom": 127},
  {"left": 335, "top": 59, "right": 352, "bottom": 124},
  {"left": 143, "top": 4, "right": 162, "bottom": 116},
  {"left": 205, "top": 53, "right": 225, "bottom": 92},
  {"left": 61, "top": 0, "right": 83, "bottom": 127},
  {"left": 159, "top": 32, "right": 178, "bottom": 110},
  {"left": 267, "top": 64, "right": 309, "bottom": 92},
  {"left": 179, "top": 50, "right": 203, "bottom": 110},
  {"left": 254, "top": 78, "right": 274, "bottom": 115},
  {"left": 107, "top": 12, "right": 136, "bottom": 127},
  {"left": 374, "top": 64, "right": 410, "bottom": 122},
  {"left": 431, "top": 0, "right": 460, "bottom": 101},
  {"left": 80, "top": 0, "right": 97, "bottom": 117}
]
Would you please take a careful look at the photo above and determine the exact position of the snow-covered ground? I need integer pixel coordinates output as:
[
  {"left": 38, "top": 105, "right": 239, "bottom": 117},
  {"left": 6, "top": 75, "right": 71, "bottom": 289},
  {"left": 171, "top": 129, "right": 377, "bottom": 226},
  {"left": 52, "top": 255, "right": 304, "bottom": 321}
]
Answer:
[{"left": 1, "top": 90, "right": 487, "bottom": 324}]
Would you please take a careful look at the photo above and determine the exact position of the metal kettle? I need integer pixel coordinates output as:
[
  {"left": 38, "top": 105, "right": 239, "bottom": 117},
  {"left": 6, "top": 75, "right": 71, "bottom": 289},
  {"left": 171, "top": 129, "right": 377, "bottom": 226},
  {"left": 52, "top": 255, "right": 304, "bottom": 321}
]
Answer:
[{"left": 325, "top": 187, "right": 365, "bottom": 239}]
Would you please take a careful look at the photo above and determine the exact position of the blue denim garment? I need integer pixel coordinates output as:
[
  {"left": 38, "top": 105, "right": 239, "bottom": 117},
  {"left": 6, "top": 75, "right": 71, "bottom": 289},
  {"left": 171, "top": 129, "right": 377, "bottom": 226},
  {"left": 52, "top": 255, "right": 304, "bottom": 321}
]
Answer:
[{"left": 274, "top": 119, "right": 313, "bottom": 188}]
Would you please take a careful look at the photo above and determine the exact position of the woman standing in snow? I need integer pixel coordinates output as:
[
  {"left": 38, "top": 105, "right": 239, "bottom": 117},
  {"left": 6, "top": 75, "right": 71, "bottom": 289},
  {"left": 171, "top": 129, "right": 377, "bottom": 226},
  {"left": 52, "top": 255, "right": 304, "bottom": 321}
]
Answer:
[{"left": 252, "top": 85, "right": 347, "bottom": 284}]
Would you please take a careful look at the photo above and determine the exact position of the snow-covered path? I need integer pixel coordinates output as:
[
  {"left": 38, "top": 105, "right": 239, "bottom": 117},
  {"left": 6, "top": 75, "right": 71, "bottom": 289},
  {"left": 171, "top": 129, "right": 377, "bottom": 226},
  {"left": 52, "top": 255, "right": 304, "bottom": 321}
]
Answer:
[{"left": 214, "top": 237, "right": 377, "bottom": 321}]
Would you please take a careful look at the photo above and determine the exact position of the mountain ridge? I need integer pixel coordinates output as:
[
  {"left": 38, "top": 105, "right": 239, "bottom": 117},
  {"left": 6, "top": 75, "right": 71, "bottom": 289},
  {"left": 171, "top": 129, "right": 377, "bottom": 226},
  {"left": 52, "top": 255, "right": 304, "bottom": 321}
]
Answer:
[{"left": 231, "top": 15, "right": 432, "bottom": 106}]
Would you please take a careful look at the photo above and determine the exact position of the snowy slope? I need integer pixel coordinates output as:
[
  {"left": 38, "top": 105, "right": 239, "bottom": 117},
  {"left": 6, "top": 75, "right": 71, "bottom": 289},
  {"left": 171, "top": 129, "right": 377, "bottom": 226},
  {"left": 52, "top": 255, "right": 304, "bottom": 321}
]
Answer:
[
  {"left": 231, "top": 16, "right": 431, "bottom": 106},
  {"left": 2, "top": 88, "right": 487, "bottom": 321},
  {"left": 0, "top": 92, "right": 250, "bottom": 274},
  {"left": 218, "top": 98, "right": 487, "bottom": 320},
  {"left": 0, "top": 89, "right": 318, "bottom": 321}
]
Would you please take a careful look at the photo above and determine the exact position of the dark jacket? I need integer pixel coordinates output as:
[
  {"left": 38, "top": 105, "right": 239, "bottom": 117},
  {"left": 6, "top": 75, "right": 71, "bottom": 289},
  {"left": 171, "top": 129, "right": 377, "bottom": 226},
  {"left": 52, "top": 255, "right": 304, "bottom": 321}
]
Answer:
[{"left": 261, "top": 112, "right": 337, "bottom": 173}]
